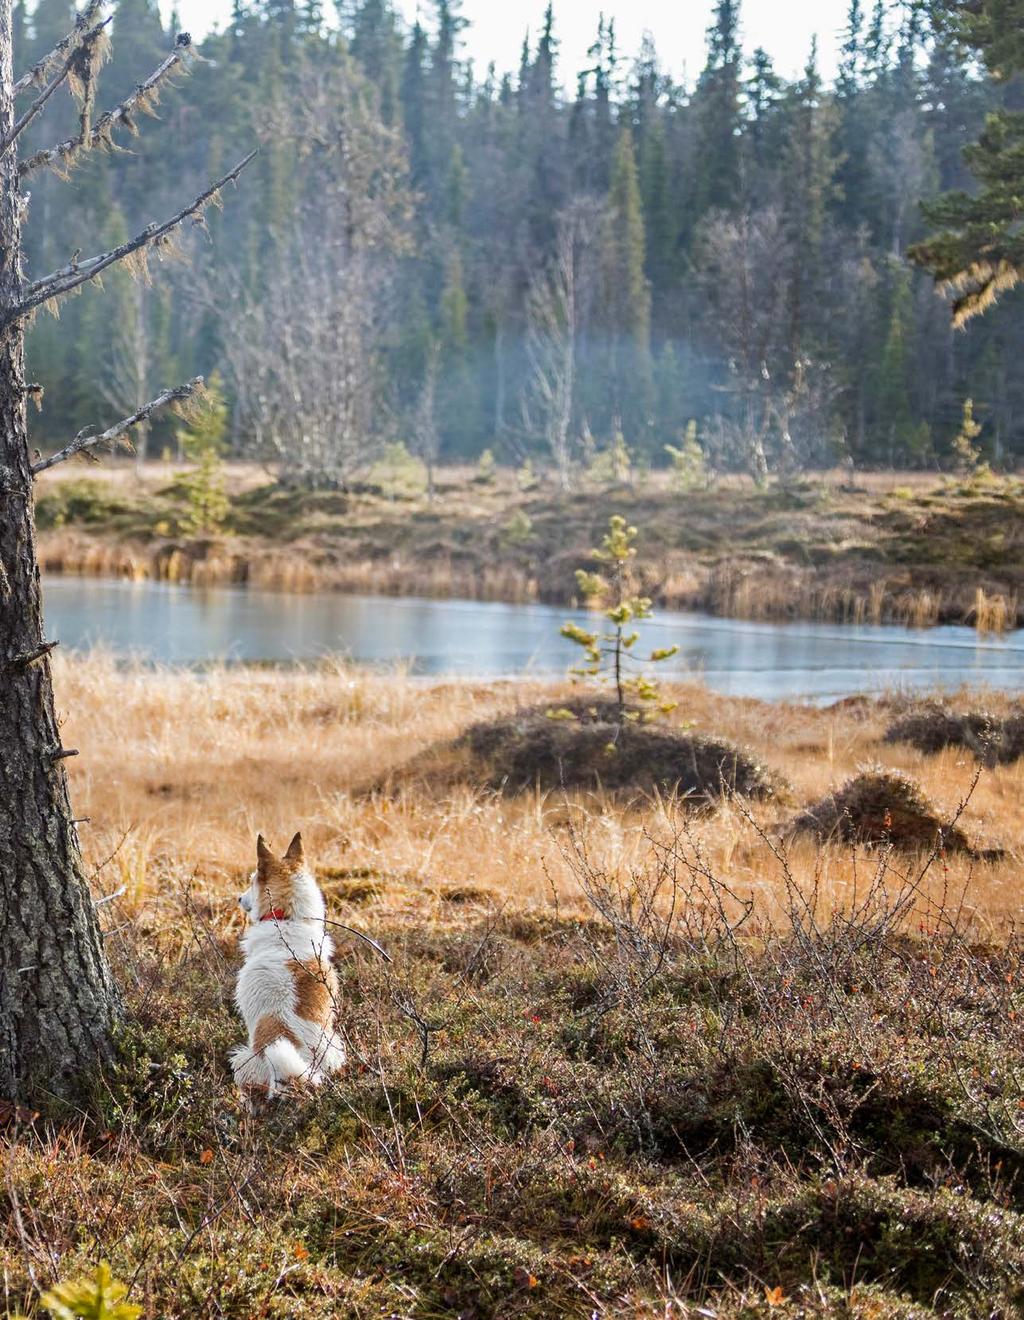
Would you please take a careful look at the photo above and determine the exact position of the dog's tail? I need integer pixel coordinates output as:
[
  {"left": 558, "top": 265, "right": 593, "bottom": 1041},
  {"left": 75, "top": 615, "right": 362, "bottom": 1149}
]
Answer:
[{"left": 230, "top": 1037, "right": 308, "bottom": 1096}]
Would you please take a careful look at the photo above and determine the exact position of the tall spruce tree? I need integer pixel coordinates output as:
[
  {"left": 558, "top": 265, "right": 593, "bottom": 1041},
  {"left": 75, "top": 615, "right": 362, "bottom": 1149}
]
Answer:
[
  {"left": 781, "top": 38, "right": 840, "bottom": 358},
  {"left": 600, "top": 126, "right": 652, "bottom": 444},
  {"left": 0, "top": 0, "right": 252, "bottom": 1102},
  {"left": 910, "top": 0, "right": 1024, "bottom": 324},
  {"left": 693, "top": 0, "right": 743, "bottom": 217}
]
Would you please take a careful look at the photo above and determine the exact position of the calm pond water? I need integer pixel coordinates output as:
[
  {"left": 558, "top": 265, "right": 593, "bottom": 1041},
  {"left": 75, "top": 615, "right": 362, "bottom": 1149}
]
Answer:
[{"left": 43, "top": 575, "right": 1024, "bottom": 702}]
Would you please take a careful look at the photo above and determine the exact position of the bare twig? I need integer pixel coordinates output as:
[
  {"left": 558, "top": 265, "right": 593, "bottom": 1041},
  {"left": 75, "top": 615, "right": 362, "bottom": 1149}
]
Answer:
[
  {"left": 31, "top": 379, "right": 205, "bottom": 475},
  {"left": 19, "top": 32, "right": 197, "bottom": 179},
  {"left": 7, "top": 639, "right": 58, "bottom": 671},
  {"left": 13, "top": 152, "right": 257, "bottom": 324},
  {"left": 322, "top": 917, "right": 393, "bottom": 963},
  {"left": 93, "top": 884, "right": 126, "bottom": 908},
  {"left": 13, "top": 0, "right": 104, "bottom": 96},
  {"left": 0, "top": 18, "right": 112, "bottom": 160}
]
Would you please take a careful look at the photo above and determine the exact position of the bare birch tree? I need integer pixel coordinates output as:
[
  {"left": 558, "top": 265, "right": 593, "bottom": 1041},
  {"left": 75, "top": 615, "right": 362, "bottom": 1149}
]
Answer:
[
  {"left": 697, "top": 207, "right": 796, "bottom": 485},
  {"left": 0, "top": 0, "right": 252, "bottom": 1102},
  {"left": 411, "top": 340, "right": 440, "bottom": 502},
  {"left": 227, "top": 56, "right": 411, "bottom": 490},
  {"left": 520, "top": 199, "right": 599, "bottom": 492}
]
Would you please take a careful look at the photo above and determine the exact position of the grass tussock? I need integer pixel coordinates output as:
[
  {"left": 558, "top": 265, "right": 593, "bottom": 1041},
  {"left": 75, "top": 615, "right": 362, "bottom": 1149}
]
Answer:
[
  {"left": 886, "top": 700, "right": 1024, "bottom": 766},
  {"left": 789, "top": 767, "right": 978, "bottom": 854},
  {"left": 33, "top": 463, "right": 1024, "bottom": 628},
  {"left": 447, "top": 699, "right": 780, "bottom": 801},
  {"left": 4, "top": 657, "right": 1024, "bottom": 1316}
]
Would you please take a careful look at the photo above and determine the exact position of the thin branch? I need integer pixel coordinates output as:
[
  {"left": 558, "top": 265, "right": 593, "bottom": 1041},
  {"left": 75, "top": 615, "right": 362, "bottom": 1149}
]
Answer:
[
  {"left": 31, "top": 379, "right": 205, "bottom": 476},
  {"left": 322, "top": 917, "right": 393, "bottom": 963},
  {"left": 19, "top": 32, "right": 197, "bottom": 180},
  {"left": 13, "top": 0, "right": 104, "bottom": 96},
  {"left": 0, "top": 18, "right": 112, "bottom": 161},
  {"left": 47, "top": 747, "right": 79, "bottom": 762},
  {"left": 7, "top": 640, "right": 59, "bottom": 671},
  {"left": 13, "top": 151, "right": 257, "bottom": 323}
]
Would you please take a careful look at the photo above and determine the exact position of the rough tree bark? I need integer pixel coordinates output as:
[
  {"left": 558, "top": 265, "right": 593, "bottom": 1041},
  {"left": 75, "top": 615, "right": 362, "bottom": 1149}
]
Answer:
[
  {"left": 0, "top": 0, "right": 251, "bottom": 1103},
  {"left": 0, "top": 0, "right": 120, "bottom": 1103}
]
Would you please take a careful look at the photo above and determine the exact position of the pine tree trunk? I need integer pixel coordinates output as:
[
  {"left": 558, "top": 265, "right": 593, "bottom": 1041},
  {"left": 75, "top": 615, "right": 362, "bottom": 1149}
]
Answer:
[{"left": 0, "top": 0, "right": 120, "bottom": 1104}]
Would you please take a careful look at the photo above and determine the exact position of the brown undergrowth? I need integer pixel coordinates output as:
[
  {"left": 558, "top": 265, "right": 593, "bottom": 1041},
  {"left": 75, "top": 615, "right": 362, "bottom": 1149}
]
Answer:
[{"left": 4, "top": 658, "right": 1024, "bottom": 1317}]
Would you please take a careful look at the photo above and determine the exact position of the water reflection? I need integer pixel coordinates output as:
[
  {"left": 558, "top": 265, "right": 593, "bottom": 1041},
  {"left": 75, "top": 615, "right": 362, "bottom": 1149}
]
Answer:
[{"left": 43, "top": 575, "right": 1024, "bottom": 702}]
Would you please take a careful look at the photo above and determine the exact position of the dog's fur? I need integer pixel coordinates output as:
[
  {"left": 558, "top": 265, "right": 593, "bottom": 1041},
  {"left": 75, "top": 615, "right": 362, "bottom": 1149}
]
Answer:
[{"left": 230, "top": 832, "right": 345, "bottom": 1100}]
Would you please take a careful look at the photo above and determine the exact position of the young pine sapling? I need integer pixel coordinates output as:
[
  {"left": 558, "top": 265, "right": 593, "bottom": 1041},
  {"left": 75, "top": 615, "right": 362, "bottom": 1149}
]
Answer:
[{"left": 559, "top": 514, "right": 679, "bottom": 724}]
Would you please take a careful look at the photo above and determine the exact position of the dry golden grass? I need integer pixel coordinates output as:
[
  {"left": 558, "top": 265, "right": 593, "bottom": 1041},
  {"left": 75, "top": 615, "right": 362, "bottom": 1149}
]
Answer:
[
  {"left": 57, "top": 653, "right": 1024, "bottom": 939},
  {"left": 6, "top": 655, "right": 1024, "bottom": 1319}
]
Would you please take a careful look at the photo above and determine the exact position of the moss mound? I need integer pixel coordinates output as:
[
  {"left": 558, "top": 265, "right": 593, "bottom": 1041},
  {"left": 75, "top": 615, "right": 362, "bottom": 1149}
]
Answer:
[
  {"left": 789, "top": 767, "right": 973, "bottom": 853},
  {"left": 457, "top": 699, "right": 780, "bottom": 800},
  {"left": 885, "top": 701, "right": 1024, "bottom": 765}
]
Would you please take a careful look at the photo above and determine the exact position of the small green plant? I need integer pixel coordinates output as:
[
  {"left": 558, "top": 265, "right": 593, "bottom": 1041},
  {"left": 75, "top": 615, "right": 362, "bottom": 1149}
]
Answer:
[
  {"left": 476, "top": 448, "right": 497, "bottom": 484},
  {"left": 560, "top": 514, "right": 678, "bottom": 724},
  {"left": 589, "top": 428, "right": 632, "bottom": 487},
  {"left": 177, "top": 372, "right": 229, "bottom": 535},
  {"left": 516, "top": 458, "right": 537, "bottom": 491},
  {"left": 664, "top": 421, "right": 706, "bottom": 492},
  {"left": 34, "top": 1262, "right": 142, "bottom": 1320},
  {"left": 374, "top": 440, "right": 427, "bottom": 496},
  {"left": 951, "top": 398, "right": 986, "bottom": 477},
  {"left": 501, "top": 509, "right": 534, "bottom": 545}
]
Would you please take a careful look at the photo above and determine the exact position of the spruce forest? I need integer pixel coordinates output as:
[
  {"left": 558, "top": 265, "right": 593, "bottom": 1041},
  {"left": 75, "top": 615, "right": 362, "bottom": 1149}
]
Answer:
[{"left": 16, "top": 0, "right": 1024, "bottom": 483}]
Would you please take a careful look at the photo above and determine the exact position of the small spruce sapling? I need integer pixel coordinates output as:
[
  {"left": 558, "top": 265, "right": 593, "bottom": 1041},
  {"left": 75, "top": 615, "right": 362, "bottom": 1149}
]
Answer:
[
  {"left": 27, "top": 1261, "right": 142, "bottom": 1320},
  {"left": 951, "top": 398, "right": 986, "bottom": 478},
  {"left": 476, "top": 448, "right": 497, "bottom": 484},
  {"left": 501, "top": 509, "right": 535, "bottom": 545},
  {"left": 375, "top": 440, "right": 427, "bottom": 497},
  {"left": 516, "top": 458, "right": 538, "bottom": 491},
  {"left": 589, "top": 427, "right": 632, "bottom": 487},
  {"left": 558, "top": 514, "right": 679, "bottom": 724},
  {"left": 177, "top": 372, "right": 229, "bottom": 536},
  {"left": 664, "top": 421, "right": 706, "bottom": 492}
]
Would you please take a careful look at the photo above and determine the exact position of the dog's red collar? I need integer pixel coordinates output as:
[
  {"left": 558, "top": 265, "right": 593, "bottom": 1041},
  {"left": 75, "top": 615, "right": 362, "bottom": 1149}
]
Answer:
[{"left": 261, "top": 908, "right": 288, "bottom": 922}]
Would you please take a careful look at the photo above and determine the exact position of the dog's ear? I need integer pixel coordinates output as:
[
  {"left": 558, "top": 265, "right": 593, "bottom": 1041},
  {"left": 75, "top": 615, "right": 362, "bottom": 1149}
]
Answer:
[
  {"left": 284, "top": 831, "right": 304, "bottom": 864},
  {"left": 257, "top": 834, "right": 273, "bottom": 863}
]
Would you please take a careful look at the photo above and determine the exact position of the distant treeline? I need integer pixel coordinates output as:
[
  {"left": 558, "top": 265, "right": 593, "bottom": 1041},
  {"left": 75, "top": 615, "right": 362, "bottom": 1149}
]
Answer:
[{"left": 16, "top": 0, "right": 1024, "bottom": 480}]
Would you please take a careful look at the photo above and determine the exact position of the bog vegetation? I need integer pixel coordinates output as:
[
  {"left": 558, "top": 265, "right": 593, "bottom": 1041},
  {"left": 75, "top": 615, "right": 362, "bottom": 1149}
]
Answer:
[
  {"left": 7, "top": 0, "right": 1024, "bottom": 1316},
  {"left": 3, "top": 656, "right": 1024, "bottom": 1318},
  {"left": 34, "top": 461, "right": 1024, "bottom": 629}
]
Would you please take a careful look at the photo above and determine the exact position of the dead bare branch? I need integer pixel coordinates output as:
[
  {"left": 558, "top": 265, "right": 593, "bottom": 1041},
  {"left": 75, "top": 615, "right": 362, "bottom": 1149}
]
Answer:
[
  {"left": 31, "top": 379, "right": 206, "bottom": 476},
  {"left": 19, "top": 32, "right": 197, "bottom": 180},
  {"left": 0, "top": 18, "right": 112, "bottom": 161},
  {"left": 11, "top": 151, "right": 257, "bottom": 324},
  {"left": 12, "top": 0, "right": 104, "bottom": 96}
]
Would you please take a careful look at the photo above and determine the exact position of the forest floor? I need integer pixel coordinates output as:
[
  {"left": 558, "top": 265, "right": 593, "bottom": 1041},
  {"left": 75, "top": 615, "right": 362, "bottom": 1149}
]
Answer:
[
  {"left": 4, "top": 657, "right": 1024, "bottom": 1317},
  {"left": 33, "top": 461, "right": 1024, "bottom": 629}
]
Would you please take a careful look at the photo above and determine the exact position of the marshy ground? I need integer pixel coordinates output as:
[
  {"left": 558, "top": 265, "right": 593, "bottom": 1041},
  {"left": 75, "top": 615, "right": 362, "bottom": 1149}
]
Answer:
[
  {"left": 4, "top": 658, "right": 1024, "bottom": 1317},
  {"left": 33, "top": 462, "right": 1024, "bottom": 628}
]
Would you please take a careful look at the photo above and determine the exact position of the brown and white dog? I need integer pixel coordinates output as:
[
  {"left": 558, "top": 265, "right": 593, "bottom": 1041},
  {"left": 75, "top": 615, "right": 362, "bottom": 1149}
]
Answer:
[{"left": 230, "top": 832, "right": 345, "bottom": 1101}]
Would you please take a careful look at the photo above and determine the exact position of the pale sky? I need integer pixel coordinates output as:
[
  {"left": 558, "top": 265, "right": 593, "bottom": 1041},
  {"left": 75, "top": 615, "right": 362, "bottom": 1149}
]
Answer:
[{"left": 163, "top": 1, "right": 850, "bottom": 84}]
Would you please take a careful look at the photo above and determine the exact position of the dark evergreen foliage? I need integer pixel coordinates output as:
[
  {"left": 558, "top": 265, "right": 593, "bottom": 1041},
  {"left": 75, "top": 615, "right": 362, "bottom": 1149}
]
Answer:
[{"left": 17, "top": 0, "right": 1024, "bottom": 470}]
